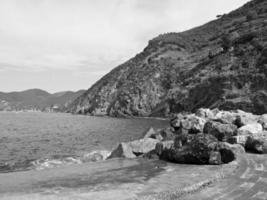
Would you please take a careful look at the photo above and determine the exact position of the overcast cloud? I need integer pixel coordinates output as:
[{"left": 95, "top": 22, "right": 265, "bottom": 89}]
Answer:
[{"left": 0, "top": 0, "right": 249, "bottom": 92}]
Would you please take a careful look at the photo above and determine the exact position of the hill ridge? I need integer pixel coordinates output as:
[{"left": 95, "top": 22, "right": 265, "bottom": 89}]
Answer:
[{"left": 67, "top": 0, "right": 267, "bottom": 117}]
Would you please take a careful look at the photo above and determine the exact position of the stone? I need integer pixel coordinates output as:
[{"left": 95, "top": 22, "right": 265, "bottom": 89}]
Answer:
[
  {"left": 203, "top": 121, "right": 237, "bottom": 141},
  {"left": 170, "top": 114, "right": 206, "bottom": 134},
  {"left": 216, "top": 143, "right": 236, "bottom": 163},
  {"left": 258, "top": 114, "right": 267, "bottom": 130},
  {"left": 160, "top": 134, "right": 224, "bottom": 165},
  {"left": 195, "top": 108, "right": 215, "bottom": 119},
  {"left": 214, "top": 111, "right": 237, "bottom": 124},
  {"left": 227, "top": 135, "right": 250, "bottom": 146},
  {"left": 128, "top": 138, "right": 159, "bottom": 155},
  {"left": 108, "top": 143, "right": 136, "bottom": 159},
  {"left": 245, "top": 136, "right": 267, "bottom": 154},
  {"left": 234, "top": 110, "right": 258, "bottom": 127},
  {"left": 209, "top": 151, "right": 222, "bottom": 165},
  {"left": 215, "top": 142, "right": 245, "bottom": 160},
  {"left": 143, "top": 127, "right": 156, "bottom": 138},
  {"left": 143, "top": 150, "right": 159, "bottom": 160},
  {"left": 146, "top": 128, "right": 175, "bottom": 141},
  {"left": 238, "top": 123, "right": 263, "bottom": 135},
  {"left": 174, "top": 134, "right": 195, "bottom": 148},
  {"left": 159, "top": 128, "right": 176, "bottom": 141},
  {"left": 155, "top": 140, "right": 174, "bottom": 156}
]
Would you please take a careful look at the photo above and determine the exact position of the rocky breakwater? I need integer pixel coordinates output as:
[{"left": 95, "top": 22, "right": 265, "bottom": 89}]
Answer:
[{"left": 107, "top": 108, "right": 267, "bottom": 165}]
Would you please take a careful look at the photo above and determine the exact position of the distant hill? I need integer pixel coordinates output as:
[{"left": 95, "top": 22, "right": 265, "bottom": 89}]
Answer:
[
  {"left": 67, "top": 0, "right": 267, "bottom": 117},
  {"left": 0, "top": 89, "right": 85, "bottom": 112}
]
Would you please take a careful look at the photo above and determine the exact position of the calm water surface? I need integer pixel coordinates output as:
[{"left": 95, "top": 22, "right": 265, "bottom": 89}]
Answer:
[{"left": 0, "top": 112, "right": 168, "bottom": 172}]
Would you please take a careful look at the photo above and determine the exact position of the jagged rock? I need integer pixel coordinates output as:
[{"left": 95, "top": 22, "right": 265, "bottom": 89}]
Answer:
[
  {"left": 107, "top": 143, "right": 136, "bottom": 159},
  {"left": 128, "top": 138, "right": 159, "bottom": 155},
  {"left": 203, "top": 121, "right": 237, "bottom": 141},
  {"left": 108, "top": 138, "right": 160, "bottom": 159},
  {"left": 170, "top": 114, "right": 206, "bottom": 134},
  {"left": 143, "top": 127, "right": 156, "bottom": 138}
]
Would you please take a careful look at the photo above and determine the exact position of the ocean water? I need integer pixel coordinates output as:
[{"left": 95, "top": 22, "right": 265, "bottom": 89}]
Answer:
[{"left": 0, "top": 112, "right": 168, "bottom": 173}]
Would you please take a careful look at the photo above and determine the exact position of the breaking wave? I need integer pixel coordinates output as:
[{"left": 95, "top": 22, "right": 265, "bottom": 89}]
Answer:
[{"left": 0, "top": 150, "right": 111, "bottom": 173}]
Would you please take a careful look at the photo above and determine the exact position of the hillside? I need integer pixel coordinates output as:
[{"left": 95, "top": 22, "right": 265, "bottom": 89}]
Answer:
[
  {"left": 0, "top": 89, "right": 85, "bottom": 112},
  {"left": 67, "top": 0, "right": 267, "bottom": 117}
]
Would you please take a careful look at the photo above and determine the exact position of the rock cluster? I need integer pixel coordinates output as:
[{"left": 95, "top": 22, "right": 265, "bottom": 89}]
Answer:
[{"left": 108, "top": 108, "right": 267, "bottom": 165}]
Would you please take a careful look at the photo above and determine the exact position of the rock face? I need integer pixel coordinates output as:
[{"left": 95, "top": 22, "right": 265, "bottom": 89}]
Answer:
[{"left": 67, "top": 0, "right": 267, "bottom": 117}]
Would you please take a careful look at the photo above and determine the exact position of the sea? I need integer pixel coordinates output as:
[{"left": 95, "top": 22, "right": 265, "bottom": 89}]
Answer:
[{"left": 0, "top": 112, "right": 168, "bottom": 173}]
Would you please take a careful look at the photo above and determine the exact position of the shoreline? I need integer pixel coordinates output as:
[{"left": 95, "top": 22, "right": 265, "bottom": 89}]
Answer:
[{"left": 0, "top": 156, "right": 242, "bottom": 200}]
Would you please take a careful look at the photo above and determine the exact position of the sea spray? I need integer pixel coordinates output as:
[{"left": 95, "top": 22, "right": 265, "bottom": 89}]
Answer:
[{"left": 31, "top": 150, "right": 111, "bottom": 170}]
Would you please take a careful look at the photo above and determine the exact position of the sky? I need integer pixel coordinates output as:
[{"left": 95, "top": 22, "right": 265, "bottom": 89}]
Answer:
[{"left": 0, "top": 0, "right": 250, "bottom": 93}]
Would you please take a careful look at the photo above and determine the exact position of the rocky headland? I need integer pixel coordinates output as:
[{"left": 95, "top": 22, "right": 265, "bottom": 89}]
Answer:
[{"left": 67, "top": 0, "right": 267, "bottom": 118}]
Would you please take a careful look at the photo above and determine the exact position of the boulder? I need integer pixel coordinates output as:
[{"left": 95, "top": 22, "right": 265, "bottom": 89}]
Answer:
[
  {"left": 214, "top": 110, "right": 237, "bottom": 124},
  {"left": 203, "top": 121, "right": 237, "bottom": 141},
  {"left": 143, "top": 127, "right": 156, "bottom": 138},
  {"left": 195, "top": 108, "right": 215, "bottom": 119},
  {"left": 227, "top": 135, "right": 250, "bottom": 146},
  {"left": 214, "top": 142, "right": 245, "bottom": 162},
  {"left": 174, "top": 134, "right": 195, "bottom": 148},
  {"left": 245, "top": 136, "right": 267, "bottom": 154},
  {"left": 155, "top": 140, "right": 174, "bottom": 156},
  {"left": 142, "top": 150, "right": 159, "bottom": 160},
  {"left": 160, "top": 134, "right": 226, "bottom": 165},
  {"left": 107, "top": 143, "right": 136, "bottom": 159},
  {"left": 128, "top": 138, "right": 159, "bottom": 155},
  {"left": 234, "top": 110, "right": 259, "bottom": 127},
  {"left": 159, "top": 128, "right": 176, "bottom": 141},
  {"left": 238, "top": 123, "right": 263, "bottom": 135},
  {"left": 245, "top": 132, "right": 267, "bottom": 154},
  {"left": 258, "top": 114, "right": 267, "bottom": 130},
  {"left": 146, "top": 127, "right": 175, "bottom": 141},
  {"left": 170, "top": 114, "right": 206, "bottom": 134}
]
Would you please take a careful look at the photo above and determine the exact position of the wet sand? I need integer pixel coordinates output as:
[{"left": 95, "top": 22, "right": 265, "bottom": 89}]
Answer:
[{"left": 0, "top": 157, "right": 237, "bottom": 200}]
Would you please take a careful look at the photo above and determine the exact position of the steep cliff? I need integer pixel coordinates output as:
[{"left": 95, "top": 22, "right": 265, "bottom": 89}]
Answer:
[{"left": 68, "top": 0, "right": 267, "bottom": 117}]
